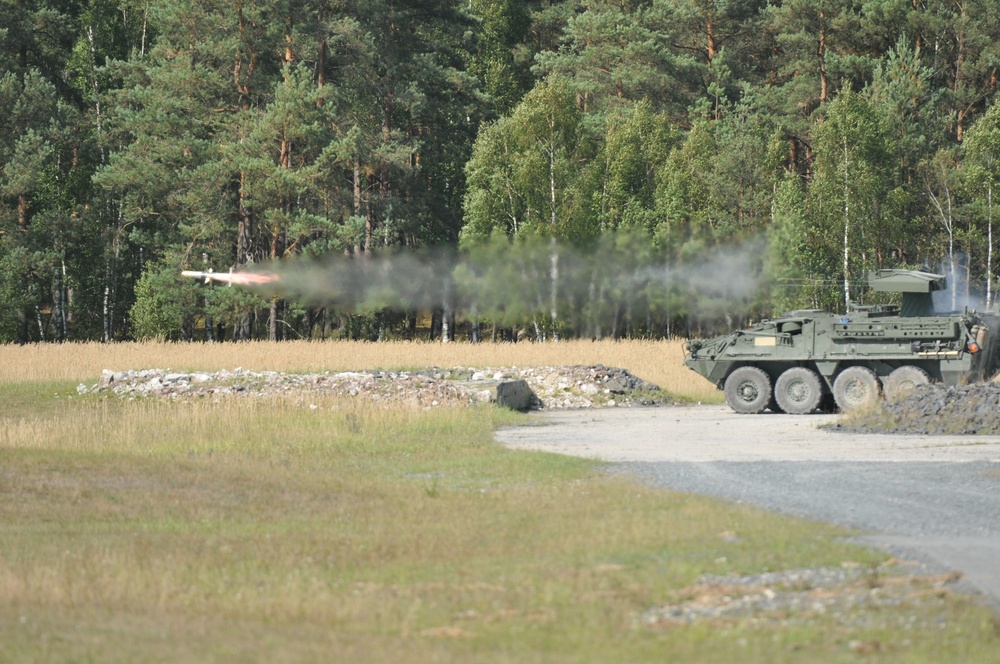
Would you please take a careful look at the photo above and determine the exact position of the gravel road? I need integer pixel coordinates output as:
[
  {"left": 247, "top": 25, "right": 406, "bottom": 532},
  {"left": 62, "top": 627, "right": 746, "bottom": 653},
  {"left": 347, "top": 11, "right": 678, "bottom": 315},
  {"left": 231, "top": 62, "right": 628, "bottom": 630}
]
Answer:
[{"left": 495, "top": 405, "right": 1000, "bottom": 608}]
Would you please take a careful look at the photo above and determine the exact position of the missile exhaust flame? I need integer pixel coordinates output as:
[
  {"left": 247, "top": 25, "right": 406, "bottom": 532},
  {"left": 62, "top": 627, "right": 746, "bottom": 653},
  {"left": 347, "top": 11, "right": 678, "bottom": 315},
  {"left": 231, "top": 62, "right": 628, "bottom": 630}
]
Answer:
[{"left": 181, "top": 270, "right": 280, "bottom": 286}]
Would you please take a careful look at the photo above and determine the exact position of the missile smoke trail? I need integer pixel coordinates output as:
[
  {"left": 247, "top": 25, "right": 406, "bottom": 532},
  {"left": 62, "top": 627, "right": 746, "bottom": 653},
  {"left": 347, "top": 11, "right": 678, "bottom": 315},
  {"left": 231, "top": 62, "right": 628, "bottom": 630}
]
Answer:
[{"left": 184, "top": 234, "right": 767, "bottom": 332}]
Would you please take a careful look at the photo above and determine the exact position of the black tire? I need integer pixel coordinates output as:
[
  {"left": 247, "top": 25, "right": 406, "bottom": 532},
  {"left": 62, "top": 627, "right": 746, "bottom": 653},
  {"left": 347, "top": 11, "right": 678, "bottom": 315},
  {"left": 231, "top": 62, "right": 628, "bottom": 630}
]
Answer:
[
  {"left": 883, "top": 365, "right": 930, "bottom": 403},
  {"left": 832, "top": 366, "right": 881, "bottom": 412},
  {"left": 724, "top": 366, "right": 772, "bottom": 414},
  {"left": 774, "top": 367, "right": 824, "bottom": 415}
]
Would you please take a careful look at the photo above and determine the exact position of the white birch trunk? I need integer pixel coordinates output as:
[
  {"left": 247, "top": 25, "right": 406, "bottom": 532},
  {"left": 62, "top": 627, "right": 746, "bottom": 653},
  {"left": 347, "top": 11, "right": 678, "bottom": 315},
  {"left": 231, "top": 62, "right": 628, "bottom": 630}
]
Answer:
[
  {"left": 441, "top": 275, "right": 452, "bottom": 343},
  {"left": 441, "top": 312, "right": 451, "bottom": 343},
  {"left": 988, "top": 184, "right": 994, "bottom": 308},
  {"left": 925, "top": 165, "right": 957, "bottom": 310},
  {"left": 546, "top": 110, "right": 558, "bottom": 339},
  {"left": 549, "top": 242, "right": 559, "bottom": 341},
  {"left": 103, "top": 283, "right": 110, "bottom": 342},
  {"left": 842, "top": 138, "right": 851, "bottom": 309},
  {"left": 549, "top": 130, "right": 557, "bottom": 230},
  {"left": 949, "top": 229, "right": 956, "bottom": 311}
]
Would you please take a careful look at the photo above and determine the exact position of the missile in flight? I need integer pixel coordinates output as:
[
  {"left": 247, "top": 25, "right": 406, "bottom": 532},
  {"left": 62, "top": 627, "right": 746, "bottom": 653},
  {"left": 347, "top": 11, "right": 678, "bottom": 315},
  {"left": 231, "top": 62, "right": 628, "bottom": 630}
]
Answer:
[{"left": 181, "top": 270, "right": 280, "bottom": 286}]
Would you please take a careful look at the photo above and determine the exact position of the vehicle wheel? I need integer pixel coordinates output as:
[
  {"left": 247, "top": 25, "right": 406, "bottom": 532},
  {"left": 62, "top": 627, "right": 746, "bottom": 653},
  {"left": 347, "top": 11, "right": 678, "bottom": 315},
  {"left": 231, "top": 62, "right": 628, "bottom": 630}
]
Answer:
[
  {"left": 723, "top": 366, "right": 772, "bottom": 414},
  {"left": 832, "top": 366, "right": 881, "bottom": 412},
  {"left": 774, "top": 367, "right": 824, "bottom": 414},
  {"left": 883, "top": 365, "right": 930, "bottom": 403}
]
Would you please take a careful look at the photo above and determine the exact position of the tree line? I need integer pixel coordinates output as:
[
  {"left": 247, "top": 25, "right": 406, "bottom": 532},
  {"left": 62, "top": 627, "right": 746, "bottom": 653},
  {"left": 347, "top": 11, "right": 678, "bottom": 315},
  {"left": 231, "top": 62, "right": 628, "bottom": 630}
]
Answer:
[{"left": 3, "top": 0, "right": 1000, "bottom": 343}]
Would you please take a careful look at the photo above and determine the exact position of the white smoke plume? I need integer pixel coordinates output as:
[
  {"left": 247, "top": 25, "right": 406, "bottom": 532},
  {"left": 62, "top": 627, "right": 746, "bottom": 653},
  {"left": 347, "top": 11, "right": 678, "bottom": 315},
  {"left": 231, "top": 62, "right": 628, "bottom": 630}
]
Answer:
[{"left": 241, "top": 233, "right": 767, "bottom": 333}]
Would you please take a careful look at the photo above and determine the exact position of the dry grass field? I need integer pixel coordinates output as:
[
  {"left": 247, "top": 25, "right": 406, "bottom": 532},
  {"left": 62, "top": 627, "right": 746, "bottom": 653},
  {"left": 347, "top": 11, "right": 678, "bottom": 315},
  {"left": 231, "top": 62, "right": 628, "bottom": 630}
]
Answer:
[
  {"left": 3, "top": 342, "right": 999, "bottom": 661},
  {"left": 0, "top": 339, "right": 721, "bottom": 402}
]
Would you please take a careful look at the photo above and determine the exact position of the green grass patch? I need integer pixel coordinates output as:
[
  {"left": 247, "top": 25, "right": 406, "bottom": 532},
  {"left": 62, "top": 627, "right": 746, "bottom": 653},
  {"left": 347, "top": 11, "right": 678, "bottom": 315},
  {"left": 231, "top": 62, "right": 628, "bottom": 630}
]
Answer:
[
  {"left": 1, "top": 386, "right": 998, "bottom": 662},
  {"left": 0, "top": 380, "right": 83, "bottom": 420}
]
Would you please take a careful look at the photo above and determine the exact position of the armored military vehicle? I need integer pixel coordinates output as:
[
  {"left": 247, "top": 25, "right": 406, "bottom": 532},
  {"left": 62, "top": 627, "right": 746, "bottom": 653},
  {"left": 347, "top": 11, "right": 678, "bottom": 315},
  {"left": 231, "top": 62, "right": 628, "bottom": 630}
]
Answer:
[{"left": 684, "top": 269, "right": 1000, "bottom": 414}]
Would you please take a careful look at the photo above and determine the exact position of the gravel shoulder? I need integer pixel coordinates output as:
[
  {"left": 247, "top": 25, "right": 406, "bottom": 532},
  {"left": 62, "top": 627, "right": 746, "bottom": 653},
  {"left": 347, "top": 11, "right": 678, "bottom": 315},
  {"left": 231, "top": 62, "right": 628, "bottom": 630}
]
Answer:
[{"left": 495, "top": 405, "right": 1000, "bottom": 609}]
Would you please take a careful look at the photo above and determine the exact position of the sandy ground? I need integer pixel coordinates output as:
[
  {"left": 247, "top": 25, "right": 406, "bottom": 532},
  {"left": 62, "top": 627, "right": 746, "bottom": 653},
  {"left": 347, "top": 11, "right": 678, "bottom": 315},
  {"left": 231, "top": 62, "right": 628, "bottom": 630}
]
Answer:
[{"left": 496, "top": 405, "right": 1000, "bottom": 608}]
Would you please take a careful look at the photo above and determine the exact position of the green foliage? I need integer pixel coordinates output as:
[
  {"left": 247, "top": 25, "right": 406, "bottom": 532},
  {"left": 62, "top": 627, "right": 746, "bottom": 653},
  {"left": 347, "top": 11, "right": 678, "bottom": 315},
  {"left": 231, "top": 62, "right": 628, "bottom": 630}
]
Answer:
[
  {"left": 765, "top": 175, "right": 812, "bottom": 312},
  {"left": 965, "top": 103, "right": 1000, "bottom": 307},
  {"left": 808, "top": 88, "right": 894, "bottom": 309},
  {"left": 534, "top": 0, "right": 701, "bottom": 116},
  {"left": 469, "top": 0, "right": 531, "bottom": 114},
  {"left": 594, "top": 102, "right": 677, "bottom": 232},
  {"left": 130, "top": 264, "right": 200, "bottom": 340},
  {"left": 463, "top": 76, "right": 598, "bottom": 242},
  {"left": 965, "top": 103, "right": 1000, "bottom": 192},
  {"left": 6, "top": 0, "right": 1000, "bottom": 339}
]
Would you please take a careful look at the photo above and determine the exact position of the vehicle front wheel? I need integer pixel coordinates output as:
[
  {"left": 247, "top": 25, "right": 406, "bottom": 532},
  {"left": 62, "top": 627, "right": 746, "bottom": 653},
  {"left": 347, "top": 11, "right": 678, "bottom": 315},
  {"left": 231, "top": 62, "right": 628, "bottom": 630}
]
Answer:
[
  {"left": 774, "top": 367, "right": 824, "bottom": 414},
  {"left": 723, "top": 366, "right": 772, "bottom": 414},
  {"left": 832, "top": 366, "right": 881, "bottom": 412}
]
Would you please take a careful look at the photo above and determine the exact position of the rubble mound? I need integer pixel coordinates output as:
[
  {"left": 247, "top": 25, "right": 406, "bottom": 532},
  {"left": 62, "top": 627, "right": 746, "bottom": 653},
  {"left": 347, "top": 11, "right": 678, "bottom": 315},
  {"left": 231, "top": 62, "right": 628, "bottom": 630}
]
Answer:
[
  {"left": 838, "top": 382, "right": 1000, "bottom": 435},
  {"left": 78, "top": 365, "right": 670, "bottom": 410}
]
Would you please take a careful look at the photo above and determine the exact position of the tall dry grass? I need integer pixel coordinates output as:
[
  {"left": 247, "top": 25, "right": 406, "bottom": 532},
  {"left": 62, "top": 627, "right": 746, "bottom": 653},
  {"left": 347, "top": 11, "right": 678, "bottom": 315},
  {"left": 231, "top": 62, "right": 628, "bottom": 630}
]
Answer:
[{"left": 0, "top": 339, "right": 720, "bottom": 401}]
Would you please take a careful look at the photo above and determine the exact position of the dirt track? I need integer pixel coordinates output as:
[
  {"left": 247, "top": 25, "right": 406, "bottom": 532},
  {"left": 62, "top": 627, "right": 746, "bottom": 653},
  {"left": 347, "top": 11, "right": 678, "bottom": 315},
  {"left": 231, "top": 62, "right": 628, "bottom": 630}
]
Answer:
[{"left": 495, "top": 405, "right": 1000, "bottom": 608}]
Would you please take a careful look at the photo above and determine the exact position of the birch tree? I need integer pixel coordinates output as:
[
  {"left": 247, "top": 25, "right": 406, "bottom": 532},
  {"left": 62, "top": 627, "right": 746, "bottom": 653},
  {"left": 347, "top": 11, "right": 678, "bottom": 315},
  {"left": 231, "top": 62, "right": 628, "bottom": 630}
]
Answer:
[
  {"left": 921, "top": 149, "right": 960, "bottom": 310},
  {"left": 463, "top": 77, "right": 595, "bottom": 336},
  {"left": 964, "top": 102, "right": 1000, "bottom": 308},
  {"left": 810, "top": 89, "right": 892, "bottom": 309}
]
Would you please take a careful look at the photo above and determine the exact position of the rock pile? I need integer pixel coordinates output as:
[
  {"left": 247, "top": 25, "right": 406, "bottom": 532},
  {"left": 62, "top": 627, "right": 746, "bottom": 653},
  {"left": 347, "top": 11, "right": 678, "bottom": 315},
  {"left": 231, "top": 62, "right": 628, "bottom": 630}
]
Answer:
[
  {"left": 641, "top": 565, "right": 961, "bottom": 627},
  {"left": 840, "top": 382, "right": 1000, "bottom": 435},
  {"left": 77, "top": 364, "right": 669, "bottom": 410}
]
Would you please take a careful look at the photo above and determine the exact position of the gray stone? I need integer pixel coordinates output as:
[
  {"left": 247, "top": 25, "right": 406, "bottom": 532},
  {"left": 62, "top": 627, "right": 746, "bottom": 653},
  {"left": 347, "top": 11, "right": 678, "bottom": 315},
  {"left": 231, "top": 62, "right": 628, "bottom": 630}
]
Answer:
[
  {"left": 604, "top": 376, "right": 628, "bottom": 393},
  {"left": 494, "top": 379, "right": 535, "bottom": 411},
  {"left": 99, "top": 369, "right": 115, "bottom": 389}
]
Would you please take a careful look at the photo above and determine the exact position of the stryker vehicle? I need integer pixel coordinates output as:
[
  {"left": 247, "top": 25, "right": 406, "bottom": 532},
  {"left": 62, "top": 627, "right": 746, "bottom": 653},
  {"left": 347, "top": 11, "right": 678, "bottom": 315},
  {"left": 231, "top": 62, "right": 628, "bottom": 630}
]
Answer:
[{"left": 684, "top": 269, "right": 1000, "bottom": 414}]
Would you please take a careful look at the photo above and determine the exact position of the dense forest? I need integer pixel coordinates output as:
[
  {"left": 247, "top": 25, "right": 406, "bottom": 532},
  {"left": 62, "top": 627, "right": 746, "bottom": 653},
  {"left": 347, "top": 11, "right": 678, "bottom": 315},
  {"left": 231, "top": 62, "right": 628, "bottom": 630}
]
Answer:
[{"left": 3, "top": 0, "right": 1000, "bottom": 342}]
